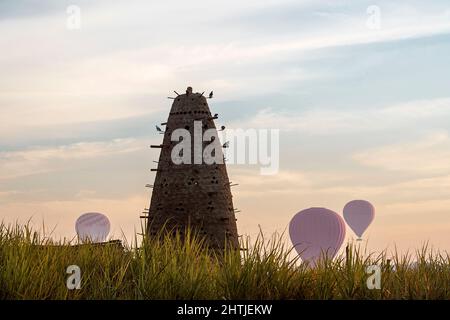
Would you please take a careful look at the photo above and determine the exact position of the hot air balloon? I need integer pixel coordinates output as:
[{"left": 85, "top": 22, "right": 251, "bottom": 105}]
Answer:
[
  {"left": 289, "top": 207, "right": 346, "bottom": 266},
  {"left": 343, "top": 200, "right": 375, "bottom": 240},
  {"left": 75, "top": 212, "right": 110, "bottom": 243}
]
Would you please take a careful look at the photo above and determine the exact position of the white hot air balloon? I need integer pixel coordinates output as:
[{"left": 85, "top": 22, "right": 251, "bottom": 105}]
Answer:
[
  {"left": 289, "top": 207, "right": 346, "bottom": 266},
  {"left": 343, "top": 200, "right": 375, "bottom": 240},
  {"left": 75, "top": 212, "right": 110, "bottom": 243}
]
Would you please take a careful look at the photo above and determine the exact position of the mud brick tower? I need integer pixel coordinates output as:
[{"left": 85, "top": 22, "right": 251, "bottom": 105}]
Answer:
[{"left": 145, "top": 87, "right": 239, "bottom": 250}]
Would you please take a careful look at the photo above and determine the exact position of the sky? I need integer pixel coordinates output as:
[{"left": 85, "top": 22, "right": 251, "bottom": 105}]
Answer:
[{"left": 0, "top": 0, "right": 450, "bottom": 254}]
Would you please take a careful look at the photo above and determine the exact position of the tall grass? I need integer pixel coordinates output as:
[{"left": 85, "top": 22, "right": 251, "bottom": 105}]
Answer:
[{"left": 0, "top": 222, "right": 448, "bottom": 300}]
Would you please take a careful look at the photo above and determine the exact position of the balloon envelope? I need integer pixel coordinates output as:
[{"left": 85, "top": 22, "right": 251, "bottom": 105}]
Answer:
[
  {"left": 289, "top": 208, "right": 346, "bottom": 266},
  {"left": 76, "top": 212, "right": 110, "bottom": 243},
  {"left": 343, "top": 200, "right": 375, "bottom": 238}
]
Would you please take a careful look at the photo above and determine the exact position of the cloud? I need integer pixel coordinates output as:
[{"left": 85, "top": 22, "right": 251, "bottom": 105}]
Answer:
[
  {"left": 1, "top": 0, "right": 450, "bottom": 141},
  {"left": 0, "top": 190, "right": 20, "bottom": 199},
  {"left": 230, "top": 168, "right": 310, "bottom": 196},
  {"left": 0, "top": 138, "right": 145, "bottom": 180},
  {"left": 230, "top": 97, "right": 450, "bottom": 134},
  {"left": 353, "top": 131, "right": 450, "bottom": 174}
]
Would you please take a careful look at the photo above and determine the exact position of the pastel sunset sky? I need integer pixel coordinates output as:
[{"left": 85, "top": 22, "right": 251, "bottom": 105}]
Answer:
[{"left": 1, "top": 0, "right": 449, "bottom": 253}]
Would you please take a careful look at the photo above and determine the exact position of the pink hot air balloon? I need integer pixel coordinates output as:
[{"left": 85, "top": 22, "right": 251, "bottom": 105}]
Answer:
[
  {"left": 343, "top": 200, "right": 375, "bottom": 239},
  {"left": 289, "top": 208, "right": 346, "bottom": 266},
  {"left": 76, "top": 212, "right": 110, "bottom": 243}
]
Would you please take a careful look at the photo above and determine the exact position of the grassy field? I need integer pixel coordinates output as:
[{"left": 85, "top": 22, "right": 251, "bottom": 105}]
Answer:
[{"left": 0, "top": 223, "right": 448, "bottom": 300}]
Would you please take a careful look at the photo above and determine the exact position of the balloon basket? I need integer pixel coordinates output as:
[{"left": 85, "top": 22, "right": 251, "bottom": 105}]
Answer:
[{"left": 356, "top": 238, "right": 363, "bottom": 241}]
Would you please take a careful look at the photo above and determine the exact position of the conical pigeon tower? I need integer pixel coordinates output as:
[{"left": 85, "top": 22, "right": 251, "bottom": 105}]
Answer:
[{"left": 145, "top": 87, "right": 239, "bottom": 250}]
